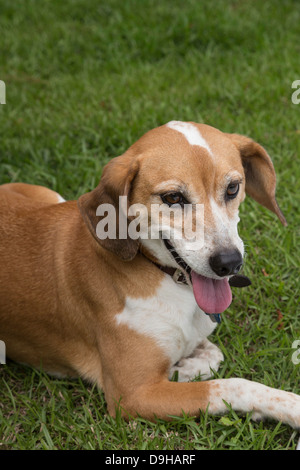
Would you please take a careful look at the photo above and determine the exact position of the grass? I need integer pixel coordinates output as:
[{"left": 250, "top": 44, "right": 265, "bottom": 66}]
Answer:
[
  {"left": 0, "top": 0, "right": 300, "bottom": 450},
  {"left": 0, "top": 366, "right": 298, "bottom": 451}
]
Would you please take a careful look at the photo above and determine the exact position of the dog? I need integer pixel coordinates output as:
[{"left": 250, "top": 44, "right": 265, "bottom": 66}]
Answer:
[{"left": 1, "top": 121, "right": 300, "bottom": 432}]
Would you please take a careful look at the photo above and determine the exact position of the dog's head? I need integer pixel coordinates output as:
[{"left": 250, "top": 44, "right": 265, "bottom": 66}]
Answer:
[{"left": 78, "top": 121, "right": 286, "bottom": 313}]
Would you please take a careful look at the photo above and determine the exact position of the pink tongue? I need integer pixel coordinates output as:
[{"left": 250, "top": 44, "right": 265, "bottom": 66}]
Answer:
[{"left": 191, "top": 271, "right": 232, "bottom": 314}]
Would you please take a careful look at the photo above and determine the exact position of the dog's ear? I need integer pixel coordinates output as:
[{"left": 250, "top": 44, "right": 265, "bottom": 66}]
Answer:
[
  {"left": 77, "top": 155, "right": 140, "bottom": 260},
  {"left": 226, "top": 133, "right": 287, "bottom": 226}
]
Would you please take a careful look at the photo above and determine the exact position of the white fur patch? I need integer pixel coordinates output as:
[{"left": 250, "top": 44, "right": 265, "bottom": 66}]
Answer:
[
  {"left": 166, "top": 121, "right": 212, "bottom": 155},
  {"left": 209, "top": 197, "right": 244, "bottom": 255},
  {"left": 208, "top": 378, "right": 300, "bottom": 430},
  {"left": 115, "top": 275, "right": 216, "bottom": 368},
  {"left": 170, "top": 339, "right": 224, "bottom": 381},
  {"left": 56, "top": 193, "right": 66, "bottom": 203}
]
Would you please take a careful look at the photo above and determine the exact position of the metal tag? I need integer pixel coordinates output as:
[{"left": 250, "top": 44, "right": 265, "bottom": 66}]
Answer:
[{"left": 172, "top": 268, "right": 188, "bottom": 285}]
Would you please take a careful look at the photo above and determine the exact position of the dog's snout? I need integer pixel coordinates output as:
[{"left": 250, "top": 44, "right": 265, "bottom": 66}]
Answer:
[{"left": 209, "top": 250, "right": 243, "bottom": 277}]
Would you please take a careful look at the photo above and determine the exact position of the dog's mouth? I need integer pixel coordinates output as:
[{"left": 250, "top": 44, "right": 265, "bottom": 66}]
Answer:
[{"left": 163, "top": 238, "right": 233, "bottom": 316}]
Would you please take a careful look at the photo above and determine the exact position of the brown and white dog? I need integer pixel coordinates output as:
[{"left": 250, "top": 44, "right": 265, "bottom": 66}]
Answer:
[{"left": 1, "top": 121, "right": 300, "bottom": 432}]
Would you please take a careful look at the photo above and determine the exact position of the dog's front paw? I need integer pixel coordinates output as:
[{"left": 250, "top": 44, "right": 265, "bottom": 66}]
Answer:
[{"left": 169, "top": 339, "right": 224, "bottom": 382}]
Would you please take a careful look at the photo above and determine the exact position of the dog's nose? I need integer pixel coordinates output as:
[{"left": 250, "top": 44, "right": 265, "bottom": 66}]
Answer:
[{"left": 209, "top": 250, "right": 243, "bottom": 277}]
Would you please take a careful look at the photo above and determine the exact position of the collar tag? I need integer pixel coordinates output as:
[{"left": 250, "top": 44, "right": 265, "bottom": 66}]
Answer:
[
  {"left": 204, "top": 312, "right": 222, "bottom": 323},
  {"left": 210, "top": 313, "right": 222, "bottom": 323},
  {"left": 172, "top": 268, "right": 192, "bottom": 287},
  {"left": 172, "top": 268, "right": 187, "bottom": 285},
  {"left": 229, "top": 274, "right": 251, "bottom": 287}
]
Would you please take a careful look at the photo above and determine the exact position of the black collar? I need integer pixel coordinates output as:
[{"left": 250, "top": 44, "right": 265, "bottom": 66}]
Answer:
[{"left": 149, "top": 257, "right": 251, "bottom": 288}]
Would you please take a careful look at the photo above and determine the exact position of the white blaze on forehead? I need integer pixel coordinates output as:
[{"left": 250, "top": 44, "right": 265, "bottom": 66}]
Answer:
[{"left": 166, "top": 121, "right": 212, "bottom": 156}]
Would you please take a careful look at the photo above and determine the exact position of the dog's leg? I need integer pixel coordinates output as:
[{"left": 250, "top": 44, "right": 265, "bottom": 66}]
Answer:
[
  {"left": 169, "top": 339, "right": 224, "bottom": 382},
  {"left": 207, "top": 378, "right": 300, "bottom": 428},
  {"left": 118, "top": 378, "right": 300, "bottom": 429},
  {"left": 100, "top": 327, "right": 300, "bottom": 429}
]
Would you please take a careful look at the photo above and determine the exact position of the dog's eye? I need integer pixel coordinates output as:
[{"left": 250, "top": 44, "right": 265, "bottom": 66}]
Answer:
[
  {"left": 161, "top": 192, "right": 187, "bottom": 207},
  {"left": 226, "top": 183, "right": 240, "bottom": 199}
]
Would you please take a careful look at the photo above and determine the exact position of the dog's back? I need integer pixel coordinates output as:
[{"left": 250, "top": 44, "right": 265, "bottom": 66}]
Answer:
[{"left": 0, "top": 184, "right": 81, "bottom": 375}]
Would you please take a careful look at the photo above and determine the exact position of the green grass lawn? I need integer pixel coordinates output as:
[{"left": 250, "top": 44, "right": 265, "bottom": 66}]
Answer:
[{"left": 0, "top": 0, "right": 300, "bottom": 450}]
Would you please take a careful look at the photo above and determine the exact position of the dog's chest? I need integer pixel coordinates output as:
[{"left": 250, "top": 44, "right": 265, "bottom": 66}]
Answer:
[{"left": 116, "top": 276, "right": 213, "bottom": 365}]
